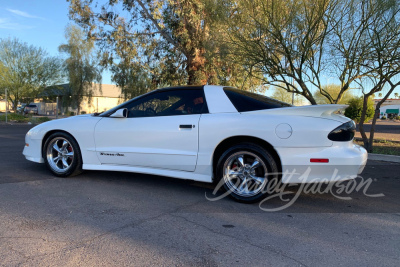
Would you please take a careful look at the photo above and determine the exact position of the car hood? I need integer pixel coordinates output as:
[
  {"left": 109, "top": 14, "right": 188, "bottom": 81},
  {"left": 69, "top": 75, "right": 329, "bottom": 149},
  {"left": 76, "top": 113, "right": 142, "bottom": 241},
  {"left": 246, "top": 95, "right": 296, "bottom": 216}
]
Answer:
[{"left": 26, "top": 114, "right": 103, "bottom": 140}]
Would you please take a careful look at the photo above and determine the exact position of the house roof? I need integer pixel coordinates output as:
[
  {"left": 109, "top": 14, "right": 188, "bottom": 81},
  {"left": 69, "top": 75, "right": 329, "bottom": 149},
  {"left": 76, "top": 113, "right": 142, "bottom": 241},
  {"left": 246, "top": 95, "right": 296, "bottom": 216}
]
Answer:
[{"left": 41, "top": 83, "right": 122, "bottom": 98}]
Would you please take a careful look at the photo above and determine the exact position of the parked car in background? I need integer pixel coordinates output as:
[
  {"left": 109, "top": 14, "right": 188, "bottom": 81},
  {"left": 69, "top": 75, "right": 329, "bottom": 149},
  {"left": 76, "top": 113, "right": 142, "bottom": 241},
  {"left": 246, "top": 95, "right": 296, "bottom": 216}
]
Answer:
[
  {"left": 17, "top": 104, "right": 27, "bottom": 114},
  {"left": 24, "top": 104, "right": 38, "bottom": 115}
]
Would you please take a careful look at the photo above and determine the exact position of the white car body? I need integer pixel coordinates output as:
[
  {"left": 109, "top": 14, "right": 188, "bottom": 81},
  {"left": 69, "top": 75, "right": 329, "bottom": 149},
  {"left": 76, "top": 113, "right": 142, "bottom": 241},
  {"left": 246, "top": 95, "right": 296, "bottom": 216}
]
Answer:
[{"left": 23, "top": 85, "right": 367, "bottom": 184}]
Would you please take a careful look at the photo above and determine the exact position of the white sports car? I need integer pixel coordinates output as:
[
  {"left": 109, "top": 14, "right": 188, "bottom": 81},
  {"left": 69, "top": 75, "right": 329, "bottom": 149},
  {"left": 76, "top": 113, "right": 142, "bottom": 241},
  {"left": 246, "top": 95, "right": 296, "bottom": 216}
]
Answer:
[{"left": 23, "top": 85, "right": 367, "bottom": 202}]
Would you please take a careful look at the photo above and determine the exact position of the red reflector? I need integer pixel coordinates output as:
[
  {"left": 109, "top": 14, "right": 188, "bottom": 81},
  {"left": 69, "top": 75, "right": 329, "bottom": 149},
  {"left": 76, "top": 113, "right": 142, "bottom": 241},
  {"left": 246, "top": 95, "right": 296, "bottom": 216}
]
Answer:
[{"left": 310, "top": 158, "right": 329, "bottom": 163}]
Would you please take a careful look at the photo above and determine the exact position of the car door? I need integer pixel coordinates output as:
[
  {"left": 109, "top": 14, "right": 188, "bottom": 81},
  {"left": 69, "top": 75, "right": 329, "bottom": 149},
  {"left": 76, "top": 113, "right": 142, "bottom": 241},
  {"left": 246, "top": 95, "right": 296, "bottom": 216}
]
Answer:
[{"left": 94, "top": 88, "right": 208, "bottom": 172}]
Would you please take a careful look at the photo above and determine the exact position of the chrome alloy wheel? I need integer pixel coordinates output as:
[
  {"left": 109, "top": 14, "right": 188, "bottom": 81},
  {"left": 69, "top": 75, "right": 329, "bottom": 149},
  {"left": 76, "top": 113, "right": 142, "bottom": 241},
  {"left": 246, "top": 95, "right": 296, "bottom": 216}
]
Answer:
[
  {"left": 46, "top": 137, "right": 74, "bottom": 173},
  {"left": 223, "top": 151, "right": 268, "bottom": 197}
]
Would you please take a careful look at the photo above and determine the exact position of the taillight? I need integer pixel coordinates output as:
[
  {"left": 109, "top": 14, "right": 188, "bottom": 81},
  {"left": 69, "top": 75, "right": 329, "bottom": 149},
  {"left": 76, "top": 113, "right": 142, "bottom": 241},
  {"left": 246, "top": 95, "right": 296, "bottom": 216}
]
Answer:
[{"left": 328, "top": 121, "right": 356, "bottom": 141}]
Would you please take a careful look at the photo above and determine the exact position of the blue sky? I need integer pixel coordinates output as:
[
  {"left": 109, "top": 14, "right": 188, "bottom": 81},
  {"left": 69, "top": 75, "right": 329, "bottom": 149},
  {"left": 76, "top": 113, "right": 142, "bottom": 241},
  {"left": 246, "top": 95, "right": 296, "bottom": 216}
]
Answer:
[
  {"left": 0, "top": 0, "right": 113, "bottom": 84},
  {"left": 0, "top": 1, "right": 397, "bottom": 99}
]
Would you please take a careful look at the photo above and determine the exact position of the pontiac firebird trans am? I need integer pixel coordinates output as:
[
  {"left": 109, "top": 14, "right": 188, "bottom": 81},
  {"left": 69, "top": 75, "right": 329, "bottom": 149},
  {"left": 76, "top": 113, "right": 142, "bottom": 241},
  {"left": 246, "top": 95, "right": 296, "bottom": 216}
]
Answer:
[{"left": 23, "top": 85, "right": 367, "bottom": 203}]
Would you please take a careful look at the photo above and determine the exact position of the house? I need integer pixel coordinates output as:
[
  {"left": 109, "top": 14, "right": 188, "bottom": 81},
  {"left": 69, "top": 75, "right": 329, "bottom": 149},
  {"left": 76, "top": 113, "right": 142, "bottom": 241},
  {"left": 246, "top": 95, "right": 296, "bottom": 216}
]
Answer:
[
  {"left": 374, "top": 98, "right": 400, "bottom": 107},
  {"left": 374, "top": 98, "right": 400, "bottom": 118},
  {"left": 0, "top": 99, "right": 10, "bottom": 112},
  {"left": 377, "top": 104, "right": 400, "bottom": 118},
  {"left": 79, "top": 84, "right": 124, "bottom": 114},
  {"left": 38, "top": 83, "right": 124, "bottom": 115}
]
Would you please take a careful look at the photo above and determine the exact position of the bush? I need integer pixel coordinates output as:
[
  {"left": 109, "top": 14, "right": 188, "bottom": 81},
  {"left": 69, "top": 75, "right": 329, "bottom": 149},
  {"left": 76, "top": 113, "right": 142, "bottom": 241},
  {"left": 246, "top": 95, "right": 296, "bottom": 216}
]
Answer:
[
  {"left": 69, "top": 111, "right": 75, "bottom": 116},
  {"left": 0, "top": 113, "right": 30, "bottom": 122},
  {"left": 395, "top": 115, "right": 400, "bottom": 120},
  {"left": 80, "top": 111, "right": 87, "bottom": 114},
  {"left": 29, "top": 116, "right": 51, "bottom": 124},
  {"left": 381, "top": 116, "right": 387, "bottom": 120},
  {"left": 344, "top": 97, "right": 375, "bottom": 123}
]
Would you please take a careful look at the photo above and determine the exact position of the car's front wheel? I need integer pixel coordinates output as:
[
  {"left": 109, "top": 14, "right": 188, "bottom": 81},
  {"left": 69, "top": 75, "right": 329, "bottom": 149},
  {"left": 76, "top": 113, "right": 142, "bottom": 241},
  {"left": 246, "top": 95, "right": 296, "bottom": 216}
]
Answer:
[
  {"left": 43, "top": 132, "right": 82, "bottom": 177},
  {"left": 216, "top": 143, "right": 279, "bottom": 203}
]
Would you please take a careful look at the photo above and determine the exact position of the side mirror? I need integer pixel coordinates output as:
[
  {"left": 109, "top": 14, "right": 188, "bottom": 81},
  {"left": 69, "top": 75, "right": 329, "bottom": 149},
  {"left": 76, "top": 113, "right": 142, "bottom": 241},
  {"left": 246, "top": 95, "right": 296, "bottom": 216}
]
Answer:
[{"left": 110, "top": 108, "right": 128, "bottom": 118}]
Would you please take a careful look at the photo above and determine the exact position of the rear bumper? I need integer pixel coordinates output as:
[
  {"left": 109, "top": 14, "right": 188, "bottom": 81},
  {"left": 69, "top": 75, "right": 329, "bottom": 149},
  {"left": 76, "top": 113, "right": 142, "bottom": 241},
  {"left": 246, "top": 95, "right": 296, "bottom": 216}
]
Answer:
[{"left": 277, "top": 143, "right": 368, "bottom": 184}]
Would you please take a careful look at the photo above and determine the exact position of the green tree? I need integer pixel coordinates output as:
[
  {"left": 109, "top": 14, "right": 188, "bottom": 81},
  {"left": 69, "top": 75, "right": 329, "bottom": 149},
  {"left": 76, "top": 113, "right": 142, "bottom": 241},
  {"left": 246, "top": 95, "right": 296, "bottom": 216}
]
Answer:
[
  {"left": 327, "top": 0, "right": 400, "bottom": 107},
  {"left": 215, "top": 0, "right": 400, "bottom": 109},
  {"left": 347, "top": 1, "right": 400, "bottom": 152},
  {"left": 67, "top": 0, "right": 264, "bottom": 92},
  {"left": 67, "top": 0, "right": 210, "bottom": 86},
  {"left": 111, "top": 62, "right": 153, "bottom": 100},
  {"left": 59, "top": 25, "right": 101, "bottom": 114},
  {"left": 271, "top": 87, "right": 293, "bottom": 104},
  {"left": 314, "top": 84, "right": 355, "bottom": 104},
  {"left": 0, "top": 38, "right": 64, "bottom": 111},
  {"left": 271, "top": 86, "right": 308, "bottom": 106},
  {"left": 345, "top": 97, "right": 375, "bottom": 123},
  {"left": 216, "top": 0, "right": 338, "bottom": 105}
]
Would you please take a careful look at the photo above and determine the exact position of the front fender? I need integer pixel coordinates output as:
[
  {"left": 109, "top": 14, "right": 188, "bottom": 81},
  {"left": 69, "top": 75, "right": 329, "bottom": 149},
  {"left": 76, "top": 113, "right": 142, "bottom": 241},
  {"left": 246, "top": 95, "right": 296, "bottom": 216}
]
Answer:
[{"left": 24, "top": 116, "right": 103, "bottom": 165}]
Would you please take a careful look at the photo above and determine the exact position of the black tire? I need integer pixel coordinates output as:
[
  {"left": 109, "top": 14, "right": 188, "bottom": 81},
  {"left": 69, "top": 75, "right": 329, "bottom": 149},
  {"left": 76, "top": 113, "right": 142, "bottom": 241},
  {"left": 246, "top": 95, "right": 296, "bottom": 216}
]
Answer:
[
  {"left": 216, "top": 143, "right": 279, "bottom": 203},
  {"left": 43, "top": 132, "right": 83, "bottom": 177}
]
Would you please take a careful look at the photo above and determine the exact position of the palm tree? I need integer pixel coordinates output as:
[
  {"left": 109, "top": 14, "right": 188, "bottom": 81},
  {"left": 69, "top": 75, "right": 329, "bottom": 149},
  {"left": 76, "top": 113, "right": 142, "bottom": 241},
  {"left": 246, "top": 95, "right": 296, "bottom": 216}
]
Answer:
[{"left": 395, "top": 92, "right": 399, "bottom": 99}]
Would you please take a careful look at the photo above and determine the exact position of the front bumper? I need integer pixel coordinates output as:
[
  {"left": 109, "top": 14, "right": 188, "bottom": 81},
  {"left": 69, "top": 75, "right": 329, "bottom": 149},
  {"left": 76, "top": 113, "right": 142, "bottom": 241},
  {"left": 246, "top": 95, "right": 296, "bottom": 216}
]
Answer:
[
  {"left": 277, "top": 143, "right": 368, "bottom": 184},
  {"left": 23, "top": 138, "right": 44, "bottom": 163}
]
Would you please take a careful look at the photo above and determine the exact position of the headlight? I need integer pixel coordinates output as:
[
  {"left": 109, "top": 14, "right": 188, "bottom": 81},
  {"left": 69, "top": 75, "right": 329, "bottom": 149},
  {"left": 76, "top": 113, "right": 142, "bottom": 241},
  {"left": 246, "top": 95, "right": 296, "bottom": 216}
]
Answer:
[{"left": 328, "top": 120, "right": 356, "bottom": 141}]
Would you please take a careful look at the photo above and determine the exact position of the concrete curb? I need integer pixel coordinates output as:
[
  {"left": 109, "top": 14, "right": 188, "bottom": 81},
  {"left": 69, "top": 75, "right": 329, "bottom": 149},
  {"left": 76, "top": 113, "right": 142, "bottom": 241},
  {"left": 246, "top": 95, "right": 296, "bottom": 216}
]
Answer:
[{"left": 369, "top": 153, "right": 400, "bottom": 163}]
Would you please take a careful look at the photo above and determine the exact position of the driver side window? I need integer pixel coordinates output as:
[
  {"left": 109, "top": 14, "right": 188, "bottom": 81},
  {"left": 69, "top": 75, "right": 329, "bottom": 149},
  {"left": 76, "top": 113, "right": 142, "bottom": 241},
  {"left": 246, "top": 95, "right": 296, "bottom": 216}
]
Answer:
[{"left": 126, "top": 89, "right": 207, "bottom": 118}]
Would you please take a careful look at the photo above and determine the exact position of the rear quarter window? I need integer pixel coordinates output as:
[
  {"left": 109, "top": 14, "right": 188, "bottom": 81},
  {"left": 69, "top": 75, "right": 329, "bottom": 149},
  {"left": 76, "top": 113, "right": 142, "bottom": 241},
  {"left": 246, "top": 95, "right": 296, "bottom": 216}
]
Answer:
[{"left": 223, "top": 87, "right": 291, "bottom": 112}]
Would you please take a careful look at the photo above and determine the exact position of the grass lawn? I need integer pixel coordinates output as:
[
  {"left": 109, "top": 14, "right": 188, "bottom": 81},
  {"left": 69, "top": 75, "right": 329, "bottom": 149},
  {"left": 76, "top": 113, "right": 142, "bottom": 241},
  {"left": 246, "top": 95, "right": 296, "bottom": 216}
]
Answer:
[
  {"left": 355, "top": 139, "right": 400, "bottom": 156},
  {"left": 0, "top": 113, "right": 51, "bottom": 124}
]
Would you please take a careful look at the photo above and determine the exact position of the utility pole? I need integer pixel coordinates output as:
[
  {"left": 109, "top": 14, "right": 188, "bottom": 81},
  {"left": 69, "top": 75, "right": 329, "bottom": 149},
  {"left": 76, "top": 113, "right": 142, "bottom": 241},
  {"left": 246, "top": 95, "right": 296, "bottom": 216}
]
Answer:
[
  {"left": 291, "top": 78, "right": 295, "bottom": 106},
  {"left": 56, "top": 96, "right": 59, "bottom": 119},
  {"left": 5, "top": 89, "right": 8, "bottom": 123},
  {"left": 292, "top": 91, "right": 294, "bottom": 105}
]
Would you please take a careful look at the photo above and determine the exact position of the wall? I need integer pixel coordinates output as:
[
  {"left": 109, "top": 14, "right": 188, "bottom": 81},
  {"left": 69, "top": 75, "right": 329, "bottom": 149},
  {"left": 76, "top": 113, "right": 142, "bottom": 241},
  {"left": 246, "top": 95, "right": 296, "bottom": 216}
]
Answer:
[
  {"left": 66, "top": 96, "right": 124, "bottom": 115},
  {"left": 0, "top": 101, "right": 6, "bottom": 112},
  {"left": 379, "top": 104, "right": 400, "bottom": 118}
]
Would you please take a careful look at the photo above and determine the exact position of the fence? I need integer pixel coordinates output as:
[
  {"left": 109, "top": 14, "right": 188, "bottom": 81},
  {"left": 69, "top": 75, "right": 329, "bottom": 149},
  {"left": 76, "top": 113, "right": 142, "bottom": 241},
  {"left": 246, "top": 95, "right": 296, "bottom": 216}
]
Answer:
[{"left": 35, "top": 102, "right": 58, "bottom": 116}]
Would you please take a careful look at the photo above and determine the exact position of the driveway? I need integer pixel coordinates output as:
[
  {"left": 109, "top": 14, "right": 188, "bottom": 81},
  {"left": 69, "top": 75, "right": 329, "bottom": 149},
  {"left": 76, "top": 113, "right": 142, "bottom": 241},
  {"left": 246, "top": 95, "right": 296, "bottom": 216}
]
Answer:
[{"left": 0, "top": 124, "right": 399, "bottom": 266}]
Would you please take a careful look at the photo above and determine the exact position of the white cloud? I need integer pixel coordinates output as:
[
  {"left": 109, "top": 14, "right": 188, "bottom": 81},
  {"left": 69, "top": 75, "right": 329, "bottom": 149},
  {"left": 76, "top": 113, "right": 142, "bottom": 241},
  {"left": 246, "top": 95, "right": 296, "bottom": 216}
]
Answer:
[
  {"left": 0, "top": 17, "right": 34, "bottom": 30},
  {"left": 6, "top": 9, "right": 45, "bottom": 20}
]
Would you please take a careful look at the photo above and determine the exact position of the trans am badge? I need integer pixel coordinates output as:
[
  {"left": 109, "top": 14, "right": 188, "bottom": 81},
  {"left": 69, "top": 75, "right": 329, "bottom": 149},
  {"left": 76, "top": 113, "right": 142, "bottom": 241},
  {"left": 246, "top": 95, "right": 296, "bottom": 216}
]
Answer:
[{"left": 100, "top": 152, "right": 125, "bottom": 157}]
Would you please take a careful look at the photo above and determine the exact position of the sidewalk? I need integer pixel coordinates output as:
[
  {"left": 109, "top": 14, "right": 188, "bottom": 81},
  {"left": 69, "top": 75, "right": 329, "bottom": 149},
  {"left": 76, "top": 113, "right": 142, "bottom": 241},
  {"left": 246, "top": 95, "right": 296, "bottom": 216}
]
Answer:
[{"left": 369, "top": 153, "right": 400, "bottom": 163}]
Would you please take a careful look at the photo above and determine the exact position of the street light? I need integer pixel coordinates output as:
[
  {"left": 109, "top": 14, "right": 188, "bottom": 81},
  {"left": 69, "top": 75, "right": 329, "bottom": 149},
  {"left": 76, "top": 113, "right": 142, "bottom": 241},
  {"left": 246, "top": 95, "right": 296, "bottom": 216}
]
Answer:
[
  {"left": 323, "top": 75, "right": 335, "bottom": 86},
  {"left": 291, "top": 78, "right": 295, "bottom": 105},
  {"left": 56, "top": 96, "right": 59, "bottom": 119},
  {"left": 5, "top": 88, "right": 7, "bottom": 124}
]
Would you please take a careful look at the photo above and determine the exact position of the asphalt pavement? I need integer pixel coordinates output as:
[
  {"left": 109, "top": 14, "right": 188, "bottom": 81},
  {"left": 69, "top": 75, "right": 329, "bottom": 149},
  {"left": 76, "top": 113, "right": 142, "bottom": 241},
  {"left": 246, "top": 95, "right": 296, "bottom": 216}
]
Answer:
[
  {"left": 0, "top": 123, "right": 399, "bottom": 266},
  {"left": 356, "top": 120, "right": 400, "bottom": 141}
]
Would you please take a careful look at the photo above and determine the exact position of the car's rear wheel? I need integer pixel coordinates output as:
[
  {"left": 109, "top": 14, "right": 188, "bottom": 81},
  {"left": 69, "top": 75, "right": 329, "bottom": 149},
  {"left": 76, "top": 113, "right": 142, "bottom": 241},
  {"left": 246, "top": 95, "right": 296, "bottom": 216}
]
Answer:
[
  {"left": 43, "top": 132, "right": 82, "bottom": 177},
  {"left": 216, "top": 143, "right": 279, "bottom": 203}
]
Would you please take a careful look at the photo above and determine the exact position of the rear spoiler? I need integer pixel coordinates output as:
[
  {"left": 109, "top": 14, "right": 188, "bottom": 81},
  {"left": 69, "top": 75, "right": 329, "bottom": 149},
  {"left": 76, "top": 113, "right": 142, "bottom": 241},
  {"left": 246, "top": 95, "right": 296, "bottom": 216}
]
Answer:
[{"left": 251, "top": 104, "right": 348, "bottom": 118}]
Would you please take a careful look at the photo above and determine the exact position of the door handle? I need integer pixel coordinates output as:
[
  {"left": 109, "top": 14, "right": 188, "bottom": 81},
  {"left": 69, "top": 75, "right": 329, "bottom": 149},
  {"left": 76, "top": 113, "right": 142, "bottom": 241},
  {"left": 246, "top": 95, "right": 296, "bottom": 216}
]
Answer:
[{"left": 179, "top": 124, "right": 194, "bottom": 129}]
